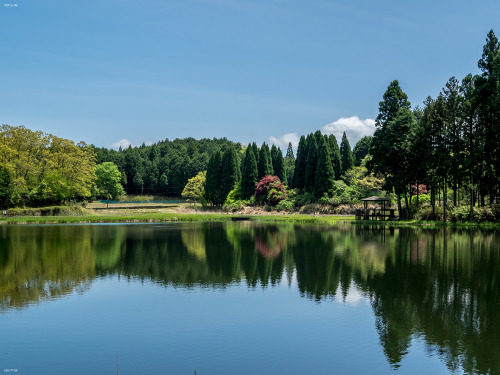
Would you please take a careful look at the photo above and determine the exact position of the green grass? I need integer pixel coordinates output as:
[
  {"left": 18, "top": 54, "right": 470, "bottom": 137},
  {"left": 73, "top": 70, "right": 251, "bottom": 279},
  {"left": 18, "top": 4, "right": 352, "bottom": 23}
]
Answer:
[{"left": 0, "top": 212, "right": 497, "bottom": 228}]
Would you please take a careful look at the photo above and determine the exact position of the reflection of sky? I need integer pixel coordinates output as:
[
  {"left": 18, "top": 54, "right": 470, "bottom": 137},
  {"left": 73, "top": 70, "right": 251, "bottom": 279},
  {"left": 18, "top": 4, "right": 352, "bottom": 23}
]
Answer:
[{"left": 2, "top": 275, "right": 452, "bottom": 374}]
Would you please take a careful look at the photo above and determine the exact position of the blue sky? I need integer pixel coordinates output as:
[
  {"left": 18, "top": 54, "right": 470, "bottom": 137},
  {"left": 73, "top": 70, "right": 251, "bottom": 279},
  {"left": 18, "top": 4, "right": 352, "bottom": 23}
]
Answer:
[{"left": 2, "top": 0, "right": 499, "bottom": 150}]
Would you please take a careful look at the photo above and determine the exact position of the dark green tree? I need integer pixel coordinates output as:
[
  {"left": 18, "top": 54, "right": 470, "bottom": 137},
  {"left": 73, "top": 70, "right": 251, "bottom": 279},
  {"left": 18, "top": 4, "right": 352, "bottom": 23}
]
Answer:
[
  {"left": 340, "top": 132, "right": 354, "bottom": 175},
  {"left": 371, "top": 80, "right": 414, "bottom": 217},
  {"left": 273, "top": 147, "right": 287, "bottom": 185},
  {"left": 294, "top": 136, "right": 307, "bottom": 190},
  {"left": 205, "top": 150, "right": 224, "bottom": 206},
  {"left": 221, "top": 147, "right": 241, "bottom": 202},
  {"left": 240, "top": 146, "right": 259, "bottom": 200},
  {"left": 258, "top": 143, "right": 273, "bottom": 179},
  {"left": 314, "top": 136, "right": 335, "bottom": 197},
  {"left": 328, "top": 134, "right": 342, "bottom": 180},
  {"left": 284, "top": 142, "right": 295, "bottom": 185},
  {"left": 304, "top": 134, "right": 318, "bottom": 192},
  {"left": 353, "top": 136, "right": 372, "bottom": 166}
]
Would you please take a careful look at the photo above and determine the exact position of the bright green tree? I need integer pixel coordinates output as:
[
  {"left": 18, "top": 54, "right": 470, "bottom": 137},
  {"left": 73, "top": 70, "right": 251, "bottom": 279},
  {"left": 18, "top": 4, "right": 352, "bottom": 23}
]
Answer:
[
  {"left": 95, "top": 162, "right": 126, "bottom": 208},
  {"left": 0, "top": 166, "right": 13, "bottom": 208},
  {"left": 181, "top": 171, "right": 206, "bottom": 206}
]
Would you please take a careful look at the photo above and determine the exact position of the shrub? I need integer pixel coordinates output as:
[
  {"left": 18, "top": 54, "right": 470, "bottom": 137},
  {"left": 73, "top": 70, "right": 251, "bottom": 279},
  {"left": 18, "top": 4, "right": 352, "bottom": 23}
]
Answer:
[
  {"left": 255, "top": 176, "right": 286, "bottom": 206},
  {"left": 276, "top": 200, "right": 295, "bottom": 211}
]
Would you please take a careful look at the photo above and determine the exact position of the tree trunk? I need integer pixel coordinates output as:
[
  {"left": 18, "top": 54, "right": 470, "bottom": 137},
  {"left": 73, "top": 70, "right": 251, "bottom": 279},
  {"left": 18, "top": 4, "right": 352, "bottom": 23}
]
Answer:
[
  {"left": 404, "top": 191, "right": 409, "bottom": 219},
  {"left": 397, "top": 194, "right": 402, "bottom": 220},
  {"left": 443, "top": 179, "right": 447, "bottom": 222}
]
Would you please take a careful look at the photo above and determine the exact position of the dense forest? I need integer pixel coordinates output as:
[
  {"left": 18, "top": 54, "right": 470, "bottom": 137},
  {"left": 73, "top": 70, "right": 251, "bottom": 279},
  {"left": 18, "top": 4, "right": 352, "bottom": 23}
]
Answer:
[{"left": 1, "top": 30, "right": 499, "bottom": 222}]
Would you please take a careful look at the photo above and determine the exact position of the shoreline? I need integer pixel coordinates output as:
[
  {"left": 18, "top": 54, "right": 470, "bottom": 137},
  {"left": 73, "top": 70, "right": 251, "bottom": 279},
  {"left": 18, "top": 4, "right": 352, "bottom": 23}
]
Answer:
[{"left": 1, "top": 212, "right": 499, "bottom": 228}]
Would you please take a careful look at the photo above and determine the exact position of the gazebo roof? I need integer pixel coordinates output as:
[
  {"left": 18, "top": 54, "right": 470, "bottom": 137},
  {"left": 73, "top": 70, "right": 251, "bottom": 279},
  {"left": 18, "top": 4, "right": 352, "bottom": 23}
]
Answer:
[{"left": 361, "top": 196, "right": 390, "bottom": 202}]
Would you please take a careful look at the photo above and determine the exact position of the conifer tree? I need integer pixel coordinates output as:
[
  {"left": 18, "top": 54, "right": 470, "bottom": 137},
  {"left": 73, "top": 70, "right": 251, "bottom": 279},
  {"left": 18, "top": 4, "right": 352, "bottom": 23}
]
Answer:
[
  {"left": 273, "top": 147, "right": 287, "bottom": 185},
  {"left": 294, "top": 136, "right": 307, "bottom": 190},
  {"left": 328, "top": 134, "right": 342, "bottom": 180},
  {"left": 284, "top": 142, "right": 295, "bottom": 186},
  {"left": 241, "top": 146, "right": 259, "bottom": 199},
  {"left": 314, "top": 136, "right": 335, "bottom": 197},
  {"left": 340, "top": 132, "right": 354, "bottom": 175},
  {"left": 258, "top": 143, "right": 273, "bottom": 179},
  {"left": 270, "top": 144, "right": 279, "bottom": 171},
  {"left": 205, "top": 150, "right": 223, "bottom": 206},
  {"left": 304, "top": 134, "right": 318, "bottom": 192},
  {"left": 221, "top": 147, "right": 241, "bottom": 202}
]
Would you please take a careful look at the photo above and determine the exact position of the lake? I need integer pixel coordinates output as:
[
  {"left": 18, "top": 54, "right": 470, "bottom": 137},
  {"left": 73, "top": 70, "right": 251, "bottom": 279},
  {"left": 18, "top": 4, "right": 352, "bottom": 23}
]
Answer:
[{"left": 1, "top": 222, "right": 499, "bottom": 374}]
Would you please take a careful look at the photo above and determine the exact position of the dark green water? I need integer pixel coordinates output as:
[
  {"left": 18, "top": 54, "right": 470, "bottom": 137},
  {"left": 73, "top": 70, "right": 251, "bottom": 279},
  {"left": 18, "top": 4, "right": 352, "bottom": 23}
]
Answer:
[{"left": 0, "top": 223, "right": 499, "bottom": 374}]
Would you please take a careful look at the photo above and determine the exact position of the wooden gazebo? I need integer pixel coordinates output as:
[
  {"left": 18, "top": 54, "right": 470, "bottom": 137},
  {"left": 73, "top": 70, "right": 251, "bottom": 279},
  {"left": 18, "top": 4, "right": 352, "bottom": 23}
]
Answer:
[{"left": 356, "top": 196, "right": 396, "bottom": 221}]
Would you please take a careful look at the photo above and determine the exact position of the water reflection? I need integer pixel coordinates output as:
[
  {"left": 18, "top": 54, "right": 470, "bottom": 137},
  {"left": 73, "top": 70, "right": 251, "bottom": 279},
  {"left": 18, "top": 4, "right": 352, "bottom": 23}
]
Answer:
[{"left": 1, "top": 223, "right": 499, "bottom": 374}]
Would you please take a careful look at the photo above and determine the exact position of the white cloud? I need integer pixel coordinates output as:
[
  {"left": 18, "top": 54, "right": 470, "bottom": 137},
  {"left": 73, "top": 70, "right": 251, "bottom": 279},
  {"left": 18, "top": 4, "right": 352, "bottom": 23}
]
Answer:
[
  {"left": 321, "top": 116, "right": 376, "bottom": 146},
  {"left": 108, "top": 139, "right": 154, "bottom": 150},
  {"left": 268, "top": 132, "right": 300, "bottom": 150},
  {"left": 110, "top": 139, "right": 132, "bottom": 150}
]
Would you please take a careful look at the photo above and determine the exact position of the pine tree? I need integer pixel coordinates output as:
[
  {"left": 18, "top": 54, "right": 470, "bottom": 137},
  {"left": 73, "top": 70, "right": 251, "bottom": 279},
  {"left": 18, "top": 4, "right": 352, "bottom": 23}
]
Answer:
[
  {"left": 304, "top": 134, "right": 318, "bottom": 192},
  {"left": 328, "top": 134, "right": 342, "bottom": 180},
  {"left": 221, "top": 147, "right": 240, "bottom": 203},
  {"left": 340, "top": 132, "right": 354, "bottom": 175},
  {"left": 241, "top": 146, "right": 259, "bottom": 199},
  {"left": 284, "top": 142, "right": 295, "bottom": 186},
  {"left": 258, "top": 143, "right": 273, "bottom": 179},
  {"left": 205, "top": 150, "right": 223, "bottom": 206},
  {"left": 270, "top": 144, "right": 279, "bottom": 171},
  {"left": 273, "top": 147, "right": 287, "bottom": 185},
  {"left": 314, "top": 136, "right": 335, "bottom": 197},
  {"left": 294, "top": 136, "right": 307, "bottom": 190}
]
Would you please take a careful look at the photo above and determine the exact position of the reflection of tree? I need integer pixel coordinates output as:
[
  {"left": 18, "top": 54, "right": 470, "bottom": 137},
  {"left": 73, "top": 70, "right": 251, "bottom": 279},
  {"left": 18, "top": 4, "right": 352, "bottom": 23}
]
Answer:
[
  {"left": 0, "top": 225, "right": 97, "bottom": 311},
  {"left": 364, "top": 228, "right": 500, "bottom": 374},
  {"left": 2, "top": 223, "right": 500, "bottom": 374}
]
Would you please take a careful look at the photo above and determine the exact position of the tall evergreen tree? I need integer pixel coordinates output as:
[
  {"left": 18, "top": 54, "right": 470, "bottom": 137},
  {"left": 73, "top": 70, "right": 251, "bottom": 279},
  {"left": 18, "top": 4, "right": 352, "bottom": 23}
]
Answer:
[
  {"left": 258, "top": 143, "right": 273, "bottom": 179},
  {"left": 476, "top": 30, "right": 500, "bottom": 203},
  {"left": 273, "top": 147, "right": 287, "bottom": 185},
  {"left": 340, "top": 132, "right": 354, "bottom": 175},
  {"left": 371, "top": 81, "right": 414, "bottom": 217},
  {"left": 284, "top": 142, "right": 295, "bottom": 186},
  {"left": 241, "top": 146, "right": 259, "bottom": 199},
  {"left": 251, "top": 142, "right": 260, "bottom": 165},
  {"left": 205, "top": 150, "right": 224, "bottom": 206},
  {"left": 304, "top": 134, "right": 318, "bottom": 192},
  {"left": 314, "top": 136, "right": 335, "bottom": 197},
  {"left": 328, "top": 134, "right": 342, "bottom": 180},
  {"left": 294, "top": 136, "right": 307, "bottom": 190},
  {"left": 221, "top": 147, "right": 241, "bottom": 202}
]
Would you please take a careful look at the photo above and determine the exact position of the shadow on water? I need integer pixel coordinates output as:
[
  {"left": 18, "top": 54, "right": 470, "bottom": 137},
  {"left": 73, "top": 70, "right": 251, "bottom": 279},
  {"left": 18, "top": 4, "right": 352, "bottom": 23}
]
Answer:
[{"left": 1, "top": 223, "right": 499, "bottom": 374}]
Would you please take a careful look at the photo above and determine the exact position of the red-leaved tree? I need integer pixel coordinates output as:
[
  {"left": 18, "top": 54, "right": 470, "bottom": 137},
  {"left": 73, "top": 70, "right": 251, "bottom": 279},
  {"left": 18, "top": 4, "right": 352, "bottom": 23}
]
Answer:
[{"left": 255, "top": 175, "right": 286, "bottom": 206}]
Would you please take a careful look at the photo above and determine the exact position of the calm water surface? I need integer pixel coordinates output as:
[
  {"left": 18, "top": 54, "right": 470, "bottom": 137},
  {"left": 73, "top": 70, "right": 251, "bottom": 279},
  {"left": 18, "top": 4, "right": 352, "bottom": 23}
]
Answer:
[{"left": 0, "top": 223, "right": 499, "bottom": 374}]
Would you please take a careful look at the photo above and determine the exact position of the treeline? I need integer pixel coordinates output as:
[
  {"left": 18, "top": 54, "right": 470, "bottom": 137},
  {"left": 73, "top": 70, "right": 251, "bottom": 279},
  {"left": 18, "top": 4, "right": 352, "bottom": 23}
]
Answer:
[
  {"left": 0, "top": 124, "right": 96, "bottom": 206},
  {"left": 370, "top": 30, "right": 500, "bottom": 218},
  {"left": 94, "top": 137, "right": 241, "bottom": 196}
]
